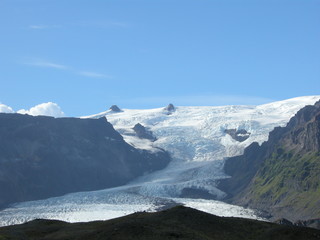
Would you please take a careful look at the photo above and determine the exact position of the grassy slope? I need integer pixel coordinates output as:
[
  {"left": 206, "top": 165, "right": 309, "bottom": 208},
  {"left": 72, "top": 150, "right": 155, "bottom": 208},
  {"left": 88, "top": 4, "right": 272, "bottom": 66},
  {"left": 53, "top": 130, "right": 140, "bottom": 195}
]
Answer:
[
  {"left": 249, "top": 148, "right": 320, "bottom": 220},
  {"left": 222, "top": 103, "right": 320, "bottom": 222}
]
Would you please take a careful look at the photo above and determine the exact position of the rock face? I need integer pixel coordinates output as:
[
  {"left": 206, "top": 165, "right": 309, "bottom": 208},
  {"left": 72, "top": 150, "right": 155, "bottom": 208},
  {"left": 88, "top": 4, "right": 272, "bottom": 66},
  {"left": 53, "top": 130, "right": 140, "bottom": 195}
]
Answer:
[
  {"left": 274, "top": 218, "right": 294, "bottom": 226},
  {"left": 219, "top": 100, "right": 320, "bottom": 222},
  {"left": 274, "top": 218, "right": 320, "bottom": 229},
  {"left": 132, "top": 123, "right": 156, "bottom": 141},
  {"left": 164, "top": 103, "right": 175, "bottom": 113},
  {"left": 0, "top": 113, "right": 170, "bottom": 208},
  {"left": 295, "top": 219, "right": 320, "bottom": 229},
  {"left": 224, "top": 129, "right": 251, "bottom": 142},
  {"left": 109, "top": 105, "right": 121, "bottom": 112}
]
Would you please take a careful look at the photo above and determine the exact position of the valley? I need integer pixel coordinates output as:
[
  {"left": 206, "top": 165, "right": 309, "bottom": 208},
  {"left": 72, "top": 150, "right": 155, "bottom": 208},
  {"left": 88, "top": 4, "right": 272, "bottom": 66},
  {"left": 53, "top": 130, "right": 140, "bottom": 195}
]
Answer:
[{"left": 0, "top": 96, "right": 319, "bottom": 227}]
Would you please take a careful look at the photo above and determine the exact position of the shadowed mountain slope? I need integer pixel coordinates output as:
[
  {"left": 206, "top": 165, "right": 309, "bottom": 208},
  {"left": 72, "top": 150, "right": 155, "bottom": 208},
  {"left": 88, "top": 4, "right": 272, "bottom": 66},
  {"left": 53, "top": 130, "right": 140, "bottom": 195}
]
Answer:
[
  {"left": 0, "top": 113, "right": 170, "bottom": 208},
  {"left": 0, "top": 206, "right": 319, "bottom": 240}
]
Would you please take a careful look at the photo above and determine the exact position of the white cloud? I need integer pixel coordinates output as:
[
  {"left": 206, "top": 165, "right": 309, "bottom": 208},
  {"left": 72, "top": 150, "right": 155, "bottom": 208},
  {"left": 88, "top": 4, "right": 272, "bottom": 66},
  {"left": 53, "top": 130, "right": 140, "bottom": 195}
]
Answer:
[
  {"left": 29, "top": 25, "right": 48, "bottom": 29},
  {"left": 29, "top": 25, "right": 62, "bottom": 30},
  {"left": 0, "top": 103, "right": 14, "bottom": 113},
  {"left": 18, "top": 102, "right": 65, "bottom": 118},
  {"left": 26, "top": 60, "right": 68, "bottom": 70},
  {"left": 78, "top": 71, "right": 112, "bottom": 79},
  {"left": 23, "top": 59, "right": 112, "bottom": 79}
]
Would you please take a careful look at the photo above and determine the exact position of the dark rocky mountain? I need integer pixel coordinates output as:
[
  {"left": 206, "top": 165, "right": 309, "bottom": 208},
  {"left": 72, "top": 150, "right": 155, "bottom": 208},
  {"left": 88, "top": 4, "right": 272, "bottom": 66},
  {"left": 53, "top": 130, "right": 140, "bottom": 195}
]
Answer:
[
  {"left": 109, "top": 105, "right": 121, "bottom": 112},
  {"left": 0, "top": 206, "right": 319, "bottom": 240},
  {"left": 164, "top": 103, "right": 175, "bottom": 111},
  {"left": 274, "top": 218, "right": 320, "bottom": 230},
  {"left": 224, "top": 128, "right": 251, "bottom": 142},
  {"left": 164, "top": 103, "right": 175, "bottom": 114},
  {"left": 219, "top": 100, "right": 320, "bottom": 223},
  {"left": 132, "top": 123, "right": 157, "bottom": 141},
  {"left": 0, "top": 113, "right": 170, "bottom": 208}
]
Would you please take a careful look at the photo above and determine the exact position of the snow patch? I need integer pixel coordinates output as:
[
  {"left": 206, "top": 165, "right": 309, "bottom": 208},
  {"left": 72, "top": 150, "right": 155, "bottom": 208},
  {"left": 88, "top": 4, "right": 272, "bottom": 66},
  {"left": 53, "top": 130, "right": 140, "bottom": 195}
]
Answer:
[{"left": 176, "top": 198, "right": 266, "bottom": 220}]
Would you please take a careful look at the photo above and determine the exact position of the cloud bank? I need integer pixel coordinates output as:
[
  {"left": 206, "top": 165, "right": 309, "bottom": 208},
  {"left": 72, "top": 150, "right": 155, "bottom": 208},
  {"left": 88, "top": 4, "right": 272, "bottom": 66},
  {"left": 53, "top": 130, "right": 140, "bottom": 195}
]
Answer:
[
  {"left": 18, "top": 102, "right": 65, "bottom": 117},
  {"left": 0, "top": 104, "right": 14, "bottom": 113}
]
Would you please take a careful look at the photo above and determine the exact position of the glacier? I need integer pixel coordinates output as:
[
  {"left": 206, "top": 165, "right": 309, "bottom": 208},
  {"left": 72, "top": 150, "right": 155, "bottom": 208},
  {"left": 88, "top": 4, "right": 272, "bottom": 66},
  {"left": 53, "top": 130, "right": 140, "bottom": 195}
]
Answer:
[{"left": 0, "top": 96, "right": 319, "bottom": 226}]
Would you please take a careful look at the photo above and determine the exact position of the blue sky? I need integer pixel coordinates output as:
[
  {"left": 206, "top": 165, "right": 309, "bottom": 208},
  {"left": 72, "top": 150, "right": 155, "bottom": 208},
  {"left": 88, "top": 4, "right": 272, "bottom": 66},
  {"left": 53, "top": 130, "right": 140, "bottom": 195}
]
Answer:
[{"left": 0, "top": 0, "right": 319, "bottom": 116}]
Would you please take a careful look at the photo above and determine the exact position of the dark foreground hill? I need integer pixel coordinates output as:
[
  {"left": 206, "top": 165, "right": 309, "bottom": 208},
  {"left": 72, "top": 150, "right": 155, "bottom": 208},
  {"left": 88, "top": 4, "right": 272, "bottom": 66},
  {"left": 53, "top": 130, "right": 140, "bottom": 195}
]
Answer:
[
  {"left": 0, "top": 113, "right": 170, "bottom": 208},
  {"left": 0, "top": 206, "right": 319, "bottom": 240},
  {"left": 219, "top": 100, "right": 320, "bottom": 222}
]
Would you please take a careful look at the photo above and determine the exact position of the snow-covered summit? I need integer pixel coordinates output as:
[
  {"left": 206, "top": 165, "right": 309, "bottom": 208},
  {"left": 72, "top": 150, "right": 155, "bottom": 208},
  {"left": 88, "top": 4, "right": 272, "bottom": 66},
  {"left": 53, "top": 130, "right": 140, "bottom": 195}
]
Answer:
[
  {"left": 82, "top": 96, "right": 320, "bottom": 198},
  {"left": 85, "top": 96, "right": 320, "bottom": 155}
]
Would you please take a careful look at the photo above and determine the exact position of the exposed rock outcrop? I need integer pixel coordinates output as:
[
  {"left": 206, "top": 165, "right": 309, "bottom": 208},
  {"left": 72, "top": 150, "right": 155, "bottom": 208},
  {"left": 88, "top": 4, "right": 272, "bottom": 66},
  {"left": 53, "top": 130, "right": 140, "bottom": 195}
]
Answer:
[
  {"left": 164, "top": 104, "right": 175, "bottom": 114},
  {"left": 274, "top": 218, "right": 320, "bottom": 229},
  {"left": 295, "top": 219, "right": 320, "bottom": 229},
  {"left": 224, "top": 129, "right": 251, "bottom": 142},
  {"left": 109, "top": 105, "right": 121, "bottom": 112},
  {"left": 133, "top": 123, "right": 157, "bottom": 141},
  {"left": 0, "top": 113, "right": 170, "bottom": 208},
  {"left": 219, "top": 99, "right": 320, "bottom": 223},
  {"left": 274, "top": 218, "right": 294, "bottom": 226}
]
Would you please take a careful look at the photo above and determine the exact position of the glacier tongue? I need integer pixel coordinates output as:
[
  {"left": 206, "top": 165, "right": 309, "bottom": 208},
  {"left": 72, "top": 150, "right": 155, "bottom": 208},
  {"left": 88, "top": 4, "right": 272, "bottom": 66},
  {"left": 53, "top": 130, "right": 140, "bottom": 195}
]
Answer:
[
  {"left": 0, "top": 96, "right": 319, "bottom": 226},
  {"left": 0, "top": 186, "right": 265, "bottom": 226}
]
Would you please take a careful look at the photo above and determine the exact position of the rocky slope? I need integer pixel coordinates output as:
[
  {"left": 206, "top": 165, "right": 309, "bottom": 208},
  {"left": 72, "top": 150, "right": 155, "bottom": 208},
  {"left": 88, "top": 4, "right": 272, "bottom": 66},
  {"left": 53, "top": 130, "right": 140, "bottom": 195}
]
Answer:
[
  {"left": 219, "top": 100, "right": 320, "bottom": 222},
  {"left": 0, "top": 113, "right": 170, "bottom": 208},
  {"left": 0, "top": 206, "right": 319, "bottom": 240}
]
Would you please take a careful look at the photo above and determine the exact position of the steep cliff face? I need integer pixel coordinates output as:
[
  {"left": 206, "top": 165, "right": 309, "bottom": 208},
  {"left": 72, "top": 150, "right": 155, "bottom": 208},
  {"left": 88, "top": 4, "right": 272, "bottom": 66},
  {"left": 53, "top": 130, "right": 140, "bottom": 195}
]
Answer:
[
  {"left": 220, "top": 100, "right": 320, "bottom": 221},
  {"left": 0, "top": 113, "right": 170, "bottom": 208}
]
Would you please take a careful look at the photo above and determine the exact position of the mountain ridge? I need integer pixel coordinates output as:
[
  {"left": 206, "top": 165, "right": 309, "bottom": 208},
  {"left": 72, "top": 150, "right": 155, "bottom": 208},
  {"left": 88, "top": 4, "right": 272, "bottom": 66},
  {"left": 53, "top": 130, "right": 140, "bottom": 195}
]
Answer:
[
  {"left": 219, "top": 99, "right": 320, "bottom": 222},
  {"left": 0, "top": 113, "right": 170, "bottom": 208}
]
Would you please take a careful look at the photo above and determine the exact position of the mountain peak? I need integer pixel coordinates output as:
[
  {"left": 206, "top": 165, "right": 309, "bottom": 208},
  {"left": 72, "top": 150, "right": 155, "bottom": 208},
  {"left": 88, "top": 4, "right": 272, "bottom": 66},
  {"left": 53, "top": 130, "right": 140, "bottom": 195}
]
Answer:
[
  {"left": 109, "top": 105, "right": 121, "bottom": 112},
  {"left": 164, "top": 103, "right": 175, "bottom": 112}
]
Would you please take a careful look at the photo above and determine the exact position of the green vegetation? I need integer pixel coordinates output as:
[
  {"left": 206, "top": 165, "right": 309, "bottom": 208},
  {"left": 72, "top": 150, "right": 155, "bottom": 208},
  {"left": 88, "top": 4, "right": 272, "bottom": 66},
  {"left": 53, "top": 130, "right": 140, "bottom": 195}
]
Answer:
[
  {"left": 251, "top": 147, "right": 320, "bottom": 218},
  {"left": 222, "top": 101, "right": 320, "bottom": 222}
]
